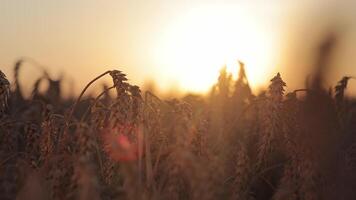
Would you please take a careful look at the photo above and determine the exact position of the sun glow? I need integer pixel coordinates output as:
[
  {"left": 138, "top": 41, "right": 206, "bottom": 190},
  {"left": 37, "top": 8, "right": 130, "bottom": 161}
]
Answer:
[{"left": 154, "top": 5, "right": 278, "bottom": 93}]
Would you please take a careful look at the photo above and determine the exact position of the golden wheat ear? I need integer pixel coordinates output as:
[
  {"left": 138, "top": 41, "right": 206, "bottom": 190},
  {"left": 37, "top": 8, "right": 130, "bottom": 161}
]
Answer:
[{"left": 335, "top": 76, "right": 355, "bottom": 105}]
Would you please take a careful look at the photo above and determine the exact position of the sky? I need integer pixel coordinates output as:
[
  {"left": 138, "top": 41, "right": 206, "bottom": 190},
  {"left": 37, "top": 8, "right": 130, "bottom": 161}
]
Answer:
[{"left": 1, "top": 0, "right": 356, "bottom": 96}]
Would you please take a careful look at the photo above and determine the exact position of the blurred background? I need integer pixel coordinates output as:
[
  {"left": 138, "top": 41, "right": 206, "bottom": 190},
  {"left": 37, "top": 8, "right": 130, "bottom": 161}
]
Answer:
[{"left": 1, "top": 0, "right": 356, "bottom": 96}]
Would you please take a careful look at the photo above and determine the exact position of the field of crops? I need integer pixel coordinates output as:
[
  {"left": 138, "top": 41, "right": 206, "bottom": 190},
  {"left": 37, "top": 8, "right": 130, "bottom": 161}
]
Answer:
[{"left": 1, "top": 40, "right": 356, "bottom": 200}]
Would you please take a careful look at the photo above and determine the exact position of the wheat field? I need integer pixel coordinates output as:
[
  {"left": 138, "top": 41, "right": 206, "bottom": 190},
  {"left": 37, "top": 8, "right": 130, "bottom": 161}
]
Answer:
[{"left": 1, "top": 39, "right": 356, "bottom": 200}]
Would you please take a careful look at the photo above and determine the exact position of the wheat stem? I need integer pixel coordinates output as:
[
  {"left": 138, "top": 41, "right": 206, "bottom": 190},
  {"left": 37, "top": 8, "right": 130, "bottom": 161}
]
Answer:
[{"left": 64, "top": 70, "right": 111, "bottom": 131}]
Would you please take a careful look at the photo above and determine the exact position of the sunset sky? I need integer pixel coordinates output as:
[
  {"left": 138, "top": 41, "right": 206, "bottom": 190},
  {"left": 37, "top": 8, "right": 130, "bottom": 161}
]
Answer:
[{"left": 1, "top": 0, "right": 356, "bottom": 96}]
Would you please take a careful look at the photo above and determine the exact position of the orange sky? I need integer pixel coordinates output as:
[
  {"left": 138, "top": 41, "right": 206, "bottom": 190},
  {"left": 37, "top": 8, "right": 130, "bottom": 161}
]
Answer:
[{"left": 1, "top": 0, "right": 356, "bottom": 96}]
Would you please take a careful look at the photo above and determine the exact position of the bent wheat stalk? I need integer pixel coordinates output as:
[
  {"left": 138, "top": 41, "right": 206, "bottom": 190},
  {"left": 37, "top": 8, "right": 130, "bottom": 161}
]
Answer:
[{"left": 64, "top": 70, "right": 111, "bottom": 133}]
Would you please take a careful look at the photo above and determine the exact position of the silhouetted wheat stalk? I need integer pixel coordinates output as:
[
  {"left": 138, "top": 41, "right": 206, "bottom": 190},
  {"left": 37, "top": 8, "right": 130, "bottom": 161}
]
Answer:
[{"left": 257, "top": 73, "right": 286, "bottom": 167}]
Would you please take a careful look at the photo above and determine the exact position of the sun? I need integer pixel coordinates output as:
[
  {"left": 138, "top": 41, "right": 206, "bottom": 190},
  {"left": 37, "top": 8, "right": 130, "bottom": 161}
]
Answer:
[{"left": 153, "top": 5, "right": 278, "bottom": 93}]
